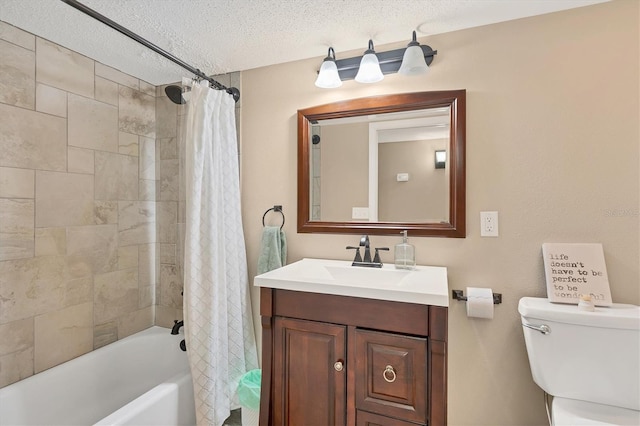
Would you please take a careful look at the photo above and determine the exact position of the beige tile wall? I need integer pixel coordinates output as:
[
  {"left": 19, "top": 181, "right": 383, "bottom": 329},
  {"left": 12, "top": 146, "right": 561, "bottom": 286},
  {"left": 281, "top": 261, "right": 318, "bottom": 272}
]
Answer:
[{"left": 0, "top": 21, "right": 168, "bottom": 387}]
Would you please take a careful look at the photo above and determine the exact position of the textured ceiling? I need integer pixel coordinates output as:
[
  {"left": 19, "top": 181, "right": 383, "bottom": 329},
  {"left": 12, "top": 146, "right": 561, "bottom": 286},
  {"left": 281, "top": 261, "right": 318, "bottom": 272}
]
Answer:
[{"left": 1, "top": 0, "right": 607, "bottom": 85}]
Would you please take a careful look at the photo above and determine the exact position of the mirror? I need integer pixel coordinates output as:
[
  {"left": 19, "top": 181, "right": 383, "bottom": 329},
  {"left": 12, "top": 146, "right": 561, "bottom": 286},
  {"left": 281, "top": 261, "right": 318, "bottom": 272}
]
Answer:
[{"left": 297, "top": 90, "right": 465, "bottom": 237}]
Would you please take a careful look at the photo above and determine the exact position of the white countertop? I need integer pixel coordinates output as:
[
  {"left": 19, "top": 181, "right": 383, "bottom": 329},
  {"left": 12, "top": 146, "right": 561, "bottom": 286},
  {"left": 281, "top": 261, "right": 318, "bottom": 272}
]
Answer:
[{"left": 254, "top": 258, "right": 449, "bottom": 307}]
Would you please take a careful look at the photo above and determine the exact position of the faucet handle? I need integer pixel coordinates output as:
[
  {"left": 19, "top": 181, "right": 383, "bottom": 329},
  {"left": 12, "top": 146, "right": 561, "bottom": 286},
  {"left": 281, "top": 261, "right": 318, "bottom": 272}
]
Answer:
[
  {"left": 346, "top": 246, "right": 363, "bottom": 263},
  {"left": 373, "top": 247, "right": 389, "bottom": 264}
]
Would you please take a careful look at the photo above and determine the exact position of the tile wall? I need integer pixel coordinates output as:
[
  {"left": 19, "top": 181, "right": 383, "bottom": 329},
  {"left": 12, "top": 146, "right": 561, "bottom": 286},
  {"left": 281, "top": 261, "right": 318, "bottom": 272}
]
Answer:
[{"left": 0, "top": 21, "right": 185, "bottom": 387}]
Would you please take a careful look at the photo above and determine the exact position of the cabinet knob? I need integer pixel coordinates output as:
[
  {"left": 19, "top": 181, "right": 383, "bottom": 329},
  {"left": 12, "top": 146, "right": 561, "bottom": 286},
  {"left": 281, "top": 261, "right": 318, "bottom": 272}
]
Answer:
[
  {"left": 383, "top": 365, "right": 397, "bottom": 383},
  {"left": 334, "top": 361, "right": 344, "bottom": 372}
]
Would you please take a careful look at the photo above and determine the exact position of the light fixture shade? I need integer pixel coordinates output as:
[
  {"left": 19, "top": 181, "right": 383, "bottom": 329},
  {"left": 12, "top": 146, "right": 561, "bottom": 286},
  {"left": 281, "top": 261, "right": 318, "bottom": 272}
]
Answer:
[
  {"left": 399, "top": 45, "right": 429, "bottom": 75},
  {"left": 355, "top": 40, "right": 384, "bottom": 83},
  {"left": 399, "top": 31, "right": 429, "bottom": 76},
  {"left": 315, "top": 47, "right": 342, "bottom": 88},
  {"left": 315, "top": 60, "right": 342, "bottom": 88}
]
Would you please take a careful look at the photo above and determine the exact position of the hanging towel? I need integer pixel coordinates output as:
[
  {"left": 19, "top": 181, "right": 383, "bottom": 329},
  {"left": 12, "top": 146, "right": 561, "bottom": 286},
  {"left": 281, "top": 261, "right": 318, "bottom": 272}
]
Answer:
[{"left": 257, "top": 226, "right": 287, "bottom": 274}]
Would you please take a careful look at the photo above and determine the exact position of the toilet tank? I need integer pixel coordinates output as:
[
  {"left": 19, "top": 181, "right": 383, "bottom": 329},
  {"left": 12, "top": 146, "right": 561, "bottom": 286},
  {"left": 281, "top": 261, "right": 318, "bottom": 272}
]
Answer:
[{"left": 518, "top": 297, "right": 640, "bottom": 411}]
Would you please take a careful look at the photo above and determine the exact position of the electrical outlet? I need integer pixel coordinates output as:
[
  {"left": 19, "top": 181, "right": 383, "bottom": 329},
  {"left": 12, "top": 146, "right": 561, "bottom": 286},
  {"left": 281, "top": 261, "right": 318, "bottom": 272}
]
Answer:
[{"left": 480, "top": 211, "right": 499, "bottom": 237}]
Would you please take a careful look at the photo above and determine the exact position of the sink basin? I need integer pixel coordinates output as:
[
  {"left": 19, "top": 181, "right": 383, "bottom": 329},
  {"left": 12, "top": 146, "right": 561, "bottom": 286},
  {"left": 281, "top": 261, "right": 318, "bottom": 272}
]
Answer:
[{"left": 254, "top": 258, "right": 448, "bottom": 306}]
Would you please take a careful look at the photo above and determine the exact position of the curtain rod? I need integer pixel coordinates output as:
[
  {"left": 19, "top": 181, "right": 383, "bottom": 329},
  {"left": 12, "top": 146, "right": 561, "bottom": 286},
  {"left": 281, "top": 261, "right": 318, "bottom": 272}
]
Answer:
[{"left": 59, "top": 0, "right": 240, "bottom": 101}]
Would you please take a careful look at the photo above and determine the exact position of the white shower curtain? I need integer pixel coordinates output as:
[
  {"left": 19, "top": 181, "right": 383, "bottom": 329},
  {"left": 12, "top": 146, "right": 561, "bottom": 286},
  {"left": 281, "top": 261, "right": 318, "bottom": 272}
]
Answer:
[{"left": 183, "top": 81, "right": 259, "bottom": 426}]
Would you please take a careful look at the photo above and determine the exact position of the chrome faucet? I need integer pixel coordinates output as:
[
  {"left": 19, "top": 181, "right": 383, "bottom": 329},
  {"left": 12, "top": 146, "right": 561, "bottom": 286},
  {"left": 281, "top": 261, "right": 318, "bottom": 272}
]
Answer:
[{"left": 346, "top": 235, "right": 389, "bottom": 268}]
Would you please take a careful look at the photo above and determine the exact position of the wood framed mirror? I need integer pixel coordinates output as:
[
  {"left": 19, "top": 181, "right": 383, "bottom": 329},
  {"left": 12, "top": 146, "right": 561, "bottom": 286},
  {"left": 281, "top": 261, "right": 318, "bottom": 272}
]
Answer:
[{"left": 297, "top": 90, "right": 466, "bottom": 237}]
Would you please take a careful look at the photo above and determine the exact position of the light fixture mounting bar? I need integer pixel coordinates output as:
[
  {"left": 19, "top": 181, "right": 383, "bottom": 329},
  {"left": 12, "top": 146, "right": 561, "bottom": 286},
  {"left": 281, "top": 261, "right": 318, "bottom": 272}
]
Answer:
[{"left": 335, "top": 45, "right": 437, "bottom": 80}]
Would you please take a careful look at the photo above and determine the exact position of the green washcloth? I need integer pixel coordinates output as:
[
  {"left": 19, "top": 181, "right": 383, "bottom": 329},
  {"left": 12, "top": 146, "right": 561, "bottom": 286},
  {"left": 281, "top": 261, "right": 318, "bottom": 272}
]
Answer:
[{"left": 257, "top": 226, "right": 287, "bottom": 274}]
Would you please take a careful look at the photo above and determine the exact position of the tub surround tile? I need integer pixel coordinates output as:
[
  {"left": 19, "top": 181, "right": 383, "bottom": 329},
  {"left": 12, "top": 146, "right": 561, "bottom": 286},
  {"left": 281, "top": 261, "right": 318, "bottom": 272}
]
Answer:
[
  {"left": 34, "top": 302, "right": 93, "bottom": 373},
  {"left": 157, "top": 202, "right": 178, "bottom": 244},
  {"left": 0, "top": 318, "right": 34, "bottom": 357},
  {"left": 155, "top": 305, "right": 182, "bottom": 329},
  {"left": 160, "top": 243, "right": 176, "bottom": 265},
  {"left": 118, "top": 245, "right": 139, "bottom": 270},
  {"left": 34, "top": 227, "right": 66, "bottom": 257},
  {"left": 139, "top": 80, "right": 155, "bottom": 97},
  {"left": 94, "top": 268, "right": 139, "bottom": 324},
  {"left": 139, "top": 179, "right": 157, "bottom": 201},
  {"left": 67, "top": 146, "right": 94, "bottom": 175},
  {"left": 139, "top": 137, "right": 156, "bottom": 180},
  {"left": 118, "top": 201, "right": 156, "bottom": 246},
  {"left": 156, "top": 96, "right": 177, "bottom": 138},
  {"left": 35, "top": 84, "right": 67, "bottom": 117},
  {"left": 119, "top": 86, "right": 156, "bottom": 138},
  {"left": 118, "top": 307, "right": 153, "bottom": 339},
  {"left": 0, "top": 39, "right": 35, "bottom": 109},
  {"left": 94, "top": 321, "right": 118, "bottom": 349},
  {"left": 0, "top": 22, "right": 35, "bottom": 51},
  {"left": 94, "top": 76, "right": 118, "bottom": 106},
  {"left": 64, "top": 276, "right": 93, "bottom": 307},
  {"left": 159, "top": 264, "right": 181, "bottom": 309},
  {"left": 94, "top": 151, "right": 138, "bottom": 201},
  {"left": 0, "top": 255, "right": 67, "bottom": 324},
  {"left": 139, "top": 284, "right": 154, "bottom": 309},
  {"left": 138, "top": 243, "right": 156, "bottom": 289},
  {"left": 66, "top": 225, "right": 118, "bottom": 278},
  {"left": 68, "top": 94, "right": 118, "bottom": 153},
  {"left": 36, "top": 38, "right": 93, "bottom": 98},
  {"left": 0, "top": 199, "right": 35, "bottom": 261},
  {"left": 35, "top": 171, "right": 94, "bottom": 228},
  {"left": 93, "top": 201, "right": 118, "bottom": 225},
  {"left": 0, "top": 167, "right": 34, "bottom": 198},
  {"left": 0, "top": 347, "right": 33, "bottom": 387},
  {"left": 119, "top": 131, "right": 139, "bottom": 156},
  {"left": 0, "top": 103, "right": 67, "bottom": 171},
  {"left": 95, "top": 62, "right": 139, "bottom": 90},
  {"left": 159, "top": 137, "right": 177, "bottom": 160},
  {"left": 160, "top": 159, "right": 179, "bottom": 201},
  {"left": 0, "top": 317, "right": 34, "bottom": 386}
]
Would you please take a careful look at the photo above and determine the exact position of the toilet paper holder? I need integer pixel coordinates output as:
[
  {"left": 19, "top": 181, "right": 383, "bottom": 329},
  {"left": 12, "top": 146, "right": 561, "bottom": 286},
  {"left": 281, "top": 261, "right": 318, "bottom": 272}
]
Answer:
[{"left": 452, "top": 289, "right": 502, "bottom": 304}]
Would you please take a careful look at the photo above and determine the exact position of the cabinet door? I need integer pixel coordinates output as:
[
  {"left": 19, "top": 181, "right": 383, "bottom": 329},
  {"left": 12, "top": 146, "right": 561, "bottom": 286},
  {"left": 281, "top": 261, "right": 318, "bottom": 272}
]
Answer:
[
  {"left": 356, "top": 410, "right": 418, "bottom": 426},
  {"left": 273, "top": 317, "right": 347, "bottom": 426},
  {"left": 355, "top": 329, "right": 427, "bottom": 424}
]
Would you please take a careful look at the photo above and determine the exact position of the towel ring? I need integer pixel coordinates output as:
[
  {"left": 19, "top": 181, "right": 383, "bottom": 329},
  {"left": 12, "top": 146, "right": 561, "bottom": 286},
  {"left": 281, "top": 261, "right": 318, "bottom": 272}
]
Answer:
[{"left": 262, "top": 205, "right": 285, "bottom": 230}]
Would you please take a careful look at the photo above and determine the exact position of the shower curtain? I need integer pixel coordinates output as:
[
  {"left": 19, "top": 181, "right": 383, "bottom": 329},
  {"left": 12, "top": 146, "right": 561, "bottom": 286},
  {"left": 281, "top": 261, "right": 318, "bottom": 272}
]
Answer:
[{"left": 182, "top": 80, "right": 259, "bottom": 426}]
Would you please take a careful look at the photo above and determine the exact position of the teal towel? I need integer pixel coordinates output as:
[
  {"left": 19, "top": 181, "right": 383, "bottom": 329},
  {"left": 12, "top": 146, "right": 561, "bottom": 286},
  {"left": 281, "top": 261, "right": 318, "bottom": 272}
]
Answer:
[{"left": 257, "top": 226, "right": 287, "bottom": 274}]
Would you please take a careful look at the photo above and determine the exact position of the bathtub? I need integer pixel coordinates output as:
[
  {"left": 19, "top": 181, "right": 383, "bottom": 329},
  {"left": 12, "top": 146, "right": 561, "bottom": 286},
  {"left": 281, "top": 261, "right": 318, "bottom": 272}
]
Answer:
[{"left": 0, "top": 326, "right": 195, "bottom": 426}]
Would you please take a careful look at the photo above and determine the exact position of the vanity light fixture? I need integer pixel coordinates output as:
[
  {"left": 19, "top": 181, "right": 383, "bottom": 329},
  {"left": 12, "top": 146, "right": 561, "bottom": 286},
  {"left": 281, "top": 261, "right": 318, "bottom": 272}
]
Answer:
[
  {"left": 314, "top": 47, "right": 342, "bottom": 88},
  {"left": 315, "top": 31, "right": 437, "bottom": 88},
  {"left": 398, "top": 31, "right": 430, "bottom": 75},
  {"left": 355, "top": 40, "right": 384, "bottom": 83},
  {"left": 435, "top": 150, "right": 446, "bottom": 169}
]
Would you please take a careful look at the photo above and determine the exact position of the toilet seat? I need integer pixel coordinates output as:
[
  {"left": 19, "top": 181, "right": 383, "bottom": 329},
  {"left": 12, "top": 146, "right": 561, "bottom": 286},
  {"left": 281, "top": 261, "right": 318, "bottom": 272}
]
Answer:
[{"left": 552, "top": 397, "right": 640, "bottom": 426}]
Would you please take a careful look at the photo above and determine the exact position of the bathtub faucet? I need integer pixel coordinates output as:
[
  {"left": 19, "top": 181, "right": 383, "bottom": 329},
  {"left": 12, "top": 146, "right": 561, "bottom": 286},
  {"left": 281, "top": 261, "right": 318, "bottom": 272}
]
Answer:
[{"left": 171, "top": 320, "right": 184, "bottom": 335}]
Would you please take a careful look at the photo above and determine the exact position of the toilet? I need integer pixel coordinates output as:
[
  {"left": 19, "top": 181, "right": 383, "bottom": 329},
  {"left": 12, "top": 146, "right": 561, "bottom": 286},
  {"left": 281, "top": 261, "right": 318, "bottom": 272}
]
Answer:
[{"left": 518, "top": 297, "right": 640, "bottom": 425}]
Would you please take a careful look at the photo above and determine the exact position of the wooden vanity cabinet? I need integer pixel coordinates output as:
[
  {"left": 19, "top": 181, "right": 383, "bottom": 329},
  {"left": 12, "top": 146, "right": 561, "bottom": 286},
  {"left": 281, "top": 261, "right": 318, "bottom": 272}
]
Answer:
[{"left": 259, "top": 288, "right": 448, "bottom": 426}]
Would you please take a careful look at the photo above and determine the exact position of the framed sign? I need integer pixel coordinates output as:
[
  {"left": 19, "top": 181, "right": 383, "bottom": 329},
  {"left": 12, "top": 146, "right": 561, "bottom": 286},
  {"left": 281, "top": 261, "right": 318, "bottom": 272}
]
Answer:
[{"left": 542, "top": 243, "right": 612, "bottom": 306}]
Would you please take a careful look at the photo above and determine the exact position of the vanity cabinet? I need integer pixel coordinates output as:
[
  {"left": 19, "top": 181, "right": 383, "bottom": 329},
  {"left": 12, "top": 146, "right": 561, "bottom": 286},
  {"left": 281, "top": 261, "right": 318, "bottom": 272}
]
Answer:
[{"left": 259, "top": 288, "right": 448, "bottom": 426}]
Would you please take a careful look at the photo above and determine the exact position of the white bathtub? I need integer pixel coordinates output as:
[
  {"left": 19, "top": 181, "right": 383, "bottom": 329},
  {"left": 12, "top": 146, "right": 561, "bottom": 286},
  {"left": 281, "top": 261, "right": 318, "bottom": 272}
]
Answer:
[{"left": 0, "top": 326, "right": 196, "bottom": 426}]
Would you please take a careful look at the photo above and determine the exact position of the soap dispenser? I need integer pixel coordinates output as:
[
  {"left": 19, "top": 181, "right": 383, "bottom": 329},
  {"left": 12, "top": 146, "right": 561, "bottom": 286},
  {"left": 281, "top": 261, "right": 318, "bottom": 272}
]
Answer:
[{"left": 394, "top": 230, "right": 415, "bottom": 270}]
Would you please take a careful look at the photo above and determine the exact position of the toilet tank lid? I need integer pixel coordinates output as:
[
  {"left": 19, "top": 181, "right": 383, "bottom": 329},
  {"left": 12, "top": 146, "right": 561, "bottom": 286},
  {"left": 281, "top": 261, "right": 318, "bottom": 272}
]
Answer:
[{"left": 518, "top": 297, "right": 640, "bottom": 330}]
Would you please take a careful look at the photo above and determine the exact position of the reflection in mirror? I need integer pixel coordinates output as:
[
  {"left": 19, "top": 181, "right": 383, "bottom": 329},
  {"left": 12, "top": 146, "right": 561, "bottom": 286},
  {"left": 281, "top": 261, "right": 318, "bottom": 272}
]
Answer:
[
  {"left": 311, "top": 107, "right": 450, "bottom": 222},
  {"left": 298, "top": 91, "right": 465, "bottom": 237}
]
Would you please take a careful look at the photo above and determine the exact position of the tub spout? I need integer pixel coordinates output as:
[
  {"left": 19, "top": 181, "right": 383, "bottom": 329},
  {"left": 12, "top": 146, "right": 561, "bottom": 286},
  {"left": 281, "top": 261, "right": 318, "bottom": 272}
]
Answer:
[{"left": 171, "top": 320, "right": 184, "bottom": 335}]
